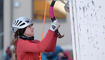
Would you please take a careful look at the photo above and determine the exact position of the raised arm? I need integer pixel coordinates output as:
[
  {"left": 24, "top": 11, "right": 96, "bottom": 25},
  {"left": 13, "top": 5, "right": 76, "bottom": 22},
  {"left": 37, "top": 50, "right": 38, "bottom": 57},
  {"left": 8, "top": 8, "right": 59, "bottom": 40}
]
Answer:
[
  {"left": 43, "top": 1, "right": 58, "bottom": 52},
  {"left": 20, "top": 30, "right": 56, "bottom": 53}
]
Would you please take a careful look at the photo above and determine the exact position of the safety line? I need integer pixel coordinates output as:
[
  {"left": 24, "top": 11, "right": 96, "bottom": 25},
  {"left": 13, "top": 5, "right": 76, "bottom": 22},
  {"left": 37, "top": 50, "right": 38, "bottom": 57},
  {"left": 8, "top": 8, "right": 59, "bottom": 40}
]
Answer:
[{"left": 39, "top": 0, "right": 48, "bottom": 60}]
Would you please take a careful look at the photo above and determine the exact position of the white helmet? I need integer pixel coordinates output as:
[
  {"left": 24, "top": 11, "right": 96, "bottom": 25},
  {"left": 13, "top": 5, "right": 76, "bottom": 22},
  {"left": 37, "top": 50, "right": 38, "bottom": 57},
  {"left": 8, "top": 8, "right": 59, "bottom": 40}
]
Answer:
[{"left": 12, "top": 17, "right": 32, "bottom": 32}]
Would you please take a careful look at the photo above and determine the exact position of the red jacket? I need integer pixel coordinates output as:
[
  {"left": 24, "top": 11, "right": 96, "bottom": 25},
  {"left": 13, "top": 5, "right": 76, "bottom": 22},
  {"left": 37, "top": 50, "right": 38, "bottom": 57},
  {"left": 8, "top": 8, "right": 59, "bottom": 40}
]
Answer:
[{"left": 16, "top": 30, "right": 57, "bottom": 60}]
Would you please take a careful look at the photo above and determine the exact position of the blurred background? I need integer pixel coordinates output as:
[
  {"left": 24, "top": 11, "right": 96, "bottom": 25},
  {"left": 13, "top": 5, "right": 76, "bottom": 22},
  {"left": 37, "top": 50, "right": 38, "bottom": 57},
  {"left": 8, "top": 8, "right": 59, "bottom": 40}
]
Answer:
[
  {"left": 1, "top": 0, "right": 105, "bottom": 60},
  {"left": 0, "top": 0, "right": 3, "bottom": 59},
  {"left": 1, "top": 0, "right": 73, "bottom": 60}
]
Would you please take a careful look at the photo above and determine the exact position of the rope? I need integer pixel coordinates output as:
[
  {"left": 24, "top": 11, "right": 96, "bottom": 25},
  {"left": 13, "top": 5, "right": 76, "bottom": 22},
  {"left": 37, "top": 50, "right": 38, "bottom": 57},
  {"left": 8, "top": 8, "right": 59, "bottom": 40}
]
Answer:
[{"left": 39, "top": 0, "right": 48, "bottom": 60}]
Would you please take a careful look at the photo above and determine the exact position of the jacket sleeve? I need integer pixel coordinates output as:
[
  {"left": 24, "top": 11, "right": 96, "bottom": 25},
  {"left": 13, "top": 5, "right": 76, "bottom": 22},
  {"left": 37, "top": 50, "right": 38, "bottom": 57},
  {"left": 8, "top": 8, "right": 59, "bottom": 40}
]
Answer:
[
  {"left": 43, "top": 0, "right": 57, "bottom": 52},
  {"left": 45, "top": 33, "right": 57, "bottom": 52},
  {"left": 21, "top": 30, "right": 56, "bottom": 53}
]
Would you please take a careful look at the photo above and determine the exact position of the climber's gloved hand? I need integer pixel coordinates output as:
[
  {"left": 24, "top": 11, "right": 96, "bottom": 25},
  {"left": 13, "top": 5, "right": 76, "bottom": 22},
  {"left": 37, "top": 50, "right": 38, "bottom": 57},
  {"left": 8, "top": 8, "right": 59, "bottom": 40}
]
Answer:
[{"left": 50, "top": 20, "right": 60, "bottom": 31}]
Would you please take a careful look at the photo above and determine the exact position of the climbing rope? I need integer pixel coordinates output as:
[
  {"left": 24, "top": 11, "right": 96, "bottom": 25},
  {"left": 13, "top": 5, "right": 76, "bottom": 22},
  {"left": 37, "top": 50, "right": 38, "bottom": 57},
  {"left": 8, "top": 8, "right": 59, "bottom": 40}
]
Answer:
[{"left": 39, "top": 0, "right": 48, "bottom": 60}]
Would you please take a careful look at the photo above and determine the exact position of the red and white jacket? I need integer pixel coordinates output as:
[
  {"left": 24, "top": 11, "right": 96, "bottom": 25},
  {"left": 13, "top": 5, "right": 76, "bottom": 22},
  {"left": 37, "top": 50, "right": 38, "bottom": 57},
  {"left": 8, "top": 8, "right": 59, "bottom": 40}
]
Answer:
[{"left": 16, "top": 30, "right": 57, "bottom": 60}]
